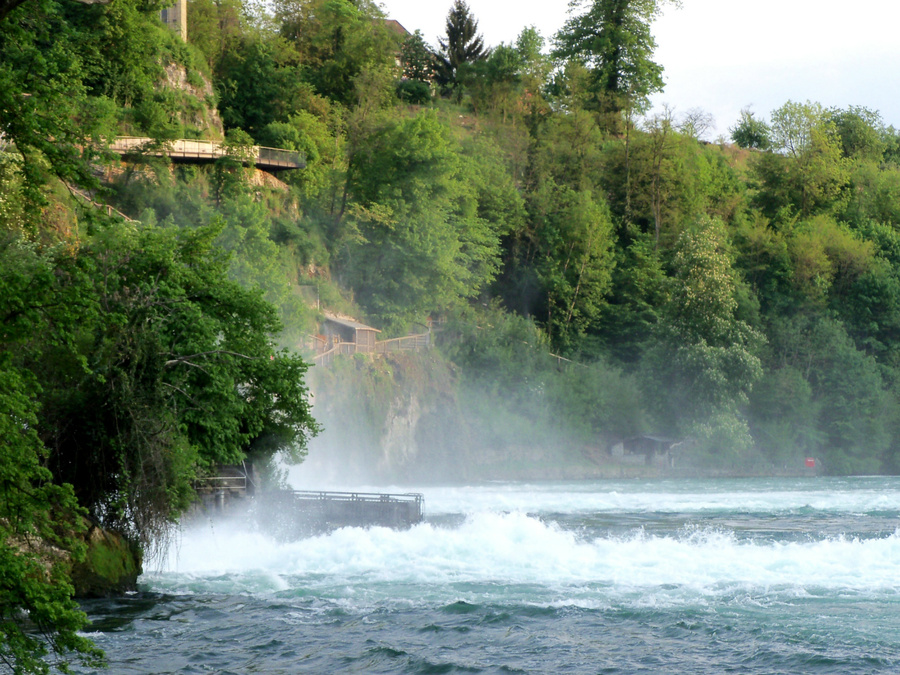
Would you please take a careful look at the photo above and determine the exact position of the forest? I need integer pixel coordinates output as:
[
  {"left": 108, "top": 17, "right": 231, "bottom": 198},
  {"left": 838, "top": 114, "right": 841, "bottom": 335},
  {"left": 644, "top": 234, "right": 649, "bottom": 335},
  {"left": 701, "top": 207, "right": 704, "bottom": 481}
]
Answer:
[{"left": 4, "top": 0, "right": 900, "bottom": 670}]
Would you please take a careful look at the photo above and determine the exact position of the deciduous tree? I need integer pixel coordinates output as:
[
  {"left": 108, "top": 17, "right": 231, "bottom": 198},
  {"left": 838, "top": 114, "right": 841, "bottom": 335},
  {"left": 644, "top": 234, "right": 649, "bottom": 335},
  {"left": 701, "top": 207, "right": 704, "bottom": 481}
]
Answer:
[
  {"left": 400, "top": 29, "right": 436, "bottom": 83},
  {"left": 552, "top": 0, "right": 678, "bottom": 123},
  {"left": 645, "top": 216, "right": 763, "bottom": 453},
  {"left": 341, "top": 111, "right": 502, "bottom": 328},
  {"left": 730, "top": 107, "right": 771, "bottom": 150},
  {"left": 754, "top": 100, "right": 849, "bottom": 219},
  {"left": 0, "top": 242, "right": 104, "bottom": 674},
  {"left": 530, "top": 185, "right": 616, "bottom": 351},
  {"left": 2, "top": 224, "right": 319, "bottom": 548},
  {"left": 276, "top": 0, "right": 398, "bottom": 105}
]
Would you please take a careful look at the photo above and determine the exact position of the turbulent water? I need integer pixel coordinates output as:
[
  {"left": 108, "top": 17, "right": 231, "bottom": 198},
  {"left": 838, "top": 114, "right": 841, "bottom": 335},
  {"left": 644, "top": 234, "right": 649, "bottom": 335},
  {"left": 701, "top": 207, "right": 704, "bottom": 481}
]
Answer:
[{"left": 77, "top": 477, "right": 900, "bottom": 673}]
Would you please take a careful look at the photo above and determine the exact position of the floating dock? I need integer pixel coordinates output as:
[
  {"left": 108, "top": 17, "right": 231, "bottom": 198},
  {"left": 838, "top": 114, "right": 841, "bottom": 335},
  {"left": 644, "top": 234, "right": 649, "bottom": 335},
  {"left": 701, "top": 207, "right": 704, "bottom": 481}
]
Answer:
[{"left": 255, "top": 490, "right": 425, "bottom": 540}]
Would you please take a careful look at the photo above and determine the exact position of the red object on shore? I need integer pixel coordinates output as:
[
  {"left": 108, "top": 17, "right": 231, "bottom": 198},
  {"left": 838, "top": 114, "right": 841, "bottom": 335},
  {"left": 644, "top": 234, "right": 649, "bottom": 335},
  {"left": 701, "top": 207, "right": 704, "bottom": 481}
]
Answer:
[{"left": 805, "top": 457, "right": 816, "bottom": 468}]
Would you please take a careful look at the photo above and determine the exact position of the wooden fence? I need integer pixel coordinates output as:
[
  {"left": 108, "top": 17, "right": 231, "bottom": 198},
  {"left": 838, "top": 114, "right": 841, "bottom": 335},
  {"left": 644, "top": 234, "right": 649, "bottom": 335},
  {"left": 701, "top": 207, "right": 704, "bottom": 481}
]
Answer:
[
  {"left": 311, "top": 329, "right": 431, "bottom": 367},
  {"left": 65, "top": 183, "right": 137, "bottom": 222},
  {"left": 375, "top": 332, "right": 431, "bottom": 354},
  {"left": 312, "top": 341, "right": 357, "bottom": 367}
]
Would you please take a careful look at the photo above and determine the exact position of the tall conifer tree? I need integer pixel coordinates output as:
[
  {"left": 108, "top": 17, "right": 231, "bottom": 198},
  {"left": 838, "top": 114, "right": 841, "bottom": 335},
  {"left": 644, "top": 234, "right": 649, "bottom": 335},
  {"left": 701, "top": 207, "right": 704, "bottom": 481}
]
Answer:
[{"left": 436, "top": 0, "right": 487, "bottom": 96}]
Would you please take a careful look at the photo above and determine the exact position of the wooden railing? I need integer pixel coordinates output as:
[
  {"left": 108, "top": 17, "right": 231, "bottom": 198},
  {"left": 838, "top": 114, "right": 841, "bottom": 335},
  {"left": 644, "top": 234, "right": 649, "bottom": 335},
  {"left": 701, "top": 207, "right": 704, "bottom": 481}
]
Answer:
[
  {"left": 65, "top": 183, "right": 137, "bottom": 222},
  {"left": 310, "top": 329, "right": 431, "bottom": 367},
  {"left": 375, "top": 332, "right": 430, "bottom": 353},
  {"left": 312, "top": 341, "right": 357, "bottom": 367}
]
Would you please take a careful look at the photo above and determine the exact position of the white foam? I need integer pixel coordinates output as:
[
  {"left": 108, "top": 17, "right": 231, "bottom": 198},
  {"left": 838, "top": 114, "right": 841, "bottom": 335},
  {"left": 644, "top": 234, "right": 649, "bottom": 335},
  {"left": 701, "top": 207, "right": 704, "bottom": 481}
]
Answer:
[
  {"left": 285, "top": 477, "right": 900, "bottom": 516},
  {"left": 413, "top": 480, "right": 900, "bottom": 516},
  {"left": 148, "top": 510, "right": 900, "bottom": 606}
]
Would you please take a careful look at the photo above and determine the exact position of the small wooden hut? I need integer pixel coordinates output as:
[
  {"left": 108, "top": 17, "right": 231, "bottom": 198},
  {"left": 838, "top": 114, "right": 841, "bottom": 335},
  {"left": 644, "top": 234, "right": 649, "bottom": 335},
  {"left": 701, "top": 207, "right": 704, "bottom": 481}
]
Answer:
[
  {"left": 612, "top": 435, "right": 680, "bottom": 467},
  {"left": 322, "top": 314, "right": 381, "bottom": 353}
]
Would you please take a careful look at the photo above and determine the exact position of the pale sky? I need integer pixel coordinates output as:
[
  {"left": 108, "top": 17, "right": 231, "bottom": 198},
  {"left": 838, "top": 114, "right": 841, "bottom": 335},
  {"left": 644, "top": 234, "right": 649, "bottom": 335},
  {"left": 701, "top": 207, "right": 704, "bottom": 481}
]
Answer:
[{"left": 377, "top": 0, "right": 900, "bottom": 140}]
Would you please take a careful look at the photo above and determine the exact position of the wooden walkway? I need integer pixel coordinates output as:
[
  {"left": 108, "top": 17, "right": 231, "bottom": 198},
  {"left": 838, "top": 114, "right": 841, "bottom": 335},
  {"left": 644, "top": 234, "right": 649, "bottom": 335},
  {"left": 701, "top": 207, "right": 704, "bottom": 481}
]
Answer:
[
  {"left": 312, "top": 330, "right": 431, "bottom": 367},
  {"left": 108, "top": 137, "right": 305, "bottom": 171}
]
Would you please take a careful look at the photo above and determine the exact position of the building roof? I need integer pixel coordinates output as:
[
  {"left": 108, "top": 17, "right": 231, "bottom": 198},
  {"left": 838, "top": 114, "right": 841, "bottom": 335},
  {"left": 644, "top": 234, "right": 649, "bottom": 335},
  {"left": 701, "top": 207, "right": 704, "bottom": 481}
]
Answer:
[
  {"left": 323, "top": 314, "right": 381, "bottom": 333},
  {"left": 638, "top": 434, "right": 678, "bottom": 444},
  {"left": 383, "top": 19, "right": 410, "bottom": 37}
]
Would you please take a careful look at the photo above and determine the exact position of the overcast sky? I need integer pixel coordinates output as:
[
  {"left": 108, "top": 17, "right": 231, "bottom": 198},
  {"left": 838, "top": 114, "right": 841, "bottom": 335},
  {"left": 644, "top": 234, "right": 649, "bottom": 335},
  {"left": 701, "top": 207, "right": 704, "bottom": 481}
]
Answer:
[{"left": 377, "top": 0, "right": 900, "bottom": 140}]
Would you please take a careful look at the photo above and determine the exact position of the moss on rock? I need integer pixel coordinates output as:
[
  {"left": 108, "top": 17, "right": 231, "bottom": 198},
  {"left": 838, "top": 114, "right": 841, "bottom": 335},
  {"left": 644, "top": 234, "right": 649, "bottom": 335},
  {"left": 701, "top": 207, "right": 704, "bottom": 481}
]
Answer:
[{"left": 70, "top": 526, "right": 142, "bottom": 598}]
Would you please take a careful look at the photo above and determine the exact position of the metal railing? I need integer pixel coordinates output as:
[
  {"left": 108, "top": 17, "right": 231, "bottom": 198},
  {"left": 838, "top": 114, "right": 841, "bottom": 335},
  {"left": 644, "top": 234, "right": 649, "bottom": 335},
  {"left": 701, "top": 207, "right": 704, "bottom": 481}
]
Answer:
[
  {"left": 291, "top": 490, "right": 423, "bottom": 508},
  {"left": 257, "top": 145, "right": 304, "bottom": 168},
  {"left": 108, "top": 137, "right": 304, "bottom": 170},
  {"left": 195, "top": 474, "right": 247, "bottom": 491},
  {"left": 289, "top": 490, "right": 425, "bottom": 525},
  {"left": 256, "top": 489, "right": 425, "bottom": 539}
]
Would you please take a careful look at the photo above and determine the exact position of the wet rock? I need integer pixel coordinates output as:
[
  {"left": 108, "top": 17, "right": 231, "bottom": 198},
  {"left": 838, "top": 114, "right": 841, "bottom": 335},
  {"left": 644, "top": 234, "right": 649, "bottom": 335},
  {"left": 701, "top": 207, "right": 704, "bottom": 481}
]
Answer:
[{"left": 70, "top": 526, "right": 142, "bottom": 598}]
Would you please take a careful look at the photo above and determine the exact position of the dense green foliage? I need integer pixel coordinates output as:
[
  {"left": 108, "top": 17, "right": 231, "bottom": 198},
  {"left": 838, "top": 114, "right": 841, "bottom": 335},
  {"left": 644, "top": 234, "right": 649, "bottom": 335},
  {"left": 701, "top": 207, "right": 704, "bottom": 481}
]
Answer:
[
  {"left": 96, "top": 0, "right": 900, "bottom": 480},
  {"left": 552, "top": 0, "right": 678, "bottom": 120},
  {"left": 0, "top": 220, "right": 319, "bottom": 669},
  {"left": 435, "top": 0, "right": 487, "bottom": 98},
  {"left": 730, "top": 107, "right": 771, "bottom": 150},
  {"left": 4, "top": 225, "right": 318, "bottom": 543},
  {"left": 1, "top": 0, "right": 320, "bottom": 669},
  {"left": 7, "top": 0, "right": 900, "bottom": 669},
  {"left": 0, "top": 360, "right": 104, "bottom": 673}
]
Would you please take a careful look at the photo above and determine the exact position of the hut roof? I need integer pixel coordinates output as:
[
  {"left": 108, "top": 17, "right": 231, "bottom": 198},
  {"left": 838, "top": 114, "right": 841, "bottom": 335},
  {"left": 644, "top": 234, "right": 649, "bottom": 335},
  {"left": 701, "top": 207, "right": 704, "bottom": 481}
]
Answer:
[
  {"left": 323, "top": 314, "right": 381, "bottom": 333},
  {"left": 636, "top": 434, "right": 678, "bottom": 444}
]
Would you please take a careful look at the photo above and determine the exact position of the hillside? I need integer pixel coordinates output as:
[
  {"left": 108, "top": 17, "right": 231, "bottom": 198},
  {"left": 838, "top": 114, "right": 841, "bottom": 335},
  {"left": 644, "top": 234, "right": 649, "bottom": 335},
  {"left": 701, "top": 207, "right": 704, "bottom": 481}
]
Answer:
[{"left": 5, "top": 0, "right": 900, "bottom": 669}]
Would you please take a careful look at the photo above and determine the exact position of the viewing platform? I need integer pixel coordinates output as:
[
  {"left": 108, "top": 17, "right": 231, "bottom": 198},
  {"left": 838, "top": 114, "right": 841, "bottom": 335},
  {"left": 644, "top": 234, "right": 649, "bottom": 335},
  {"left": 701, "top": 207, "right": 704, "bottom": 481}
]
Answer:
[
  {"left": 193, "top": 465, "right": 424, "bottom": 538},
  {"left": 255, "top": 490, "right": 425, "bottom": 539},
  {"left": 309, "top": 314, "right": 432, "bottom": 367},
  {"left": 108, "top": 137, "right": 305, "bottom": 171}
]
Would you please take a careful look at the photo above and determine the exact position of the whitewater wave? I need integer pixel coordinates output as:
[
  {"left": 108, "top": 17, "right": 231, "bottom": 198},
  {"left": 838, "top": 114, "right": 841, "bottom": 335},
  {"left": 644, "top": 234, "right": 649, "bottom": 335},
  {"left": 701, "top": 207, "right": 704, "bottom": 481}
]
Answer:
[
  {"left": 286, "top": 476, "right": 900, "bottom": 517},
  {"left": 145, "top": 510, "right": 900, "bottom": 607},
  {"left": 423, "top": 484, "right": 900, "bottom": 517}
]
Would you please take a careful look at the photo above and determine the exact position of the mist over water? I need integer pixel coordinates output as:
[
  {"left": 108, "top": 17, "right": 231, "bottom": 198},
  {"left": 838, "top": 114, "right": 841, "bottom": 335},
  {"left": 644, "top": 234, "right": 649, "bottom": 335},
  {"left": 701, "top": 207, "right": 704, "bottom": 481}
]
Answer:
[{"left": 79, "top": 477, "right": 900, "bottom": 674}]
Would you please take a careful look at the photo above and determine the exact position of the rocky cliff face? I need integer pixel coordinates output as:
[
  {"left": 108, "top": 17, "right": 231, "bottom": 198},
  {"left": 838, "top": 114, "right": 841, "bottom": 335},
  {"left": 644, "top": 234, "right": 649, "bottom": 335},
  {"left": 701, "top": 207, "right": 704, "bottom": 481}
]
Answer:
[
  {"left": 301, "top": 351, "right": 651, "bottom": 485},
  {"left": 379, "top": 393, "right": 423, "bottom": 475},
  {"left": 162, "top": 61, "right": 224, "bottom": 139},
  {"left": 303, "top": 352, "right": 469, "bottom": 484}
]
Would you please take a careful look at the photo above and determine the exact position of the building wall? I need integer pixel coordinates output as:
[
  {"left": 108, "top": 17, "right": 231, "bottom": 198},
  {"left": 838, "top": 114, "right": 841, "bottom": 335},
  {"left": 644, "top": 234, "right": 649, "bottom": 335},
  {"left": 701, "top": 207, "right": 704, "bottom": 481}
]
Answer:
[
  {"left": 358, "top": 329, "right": 377, "bottom": 352},
  {"left": 322, "top": 322, "right": 355, "bottom": 346},
  {"left": 160, "top": 0, "right": 187, "bottom": 42}
]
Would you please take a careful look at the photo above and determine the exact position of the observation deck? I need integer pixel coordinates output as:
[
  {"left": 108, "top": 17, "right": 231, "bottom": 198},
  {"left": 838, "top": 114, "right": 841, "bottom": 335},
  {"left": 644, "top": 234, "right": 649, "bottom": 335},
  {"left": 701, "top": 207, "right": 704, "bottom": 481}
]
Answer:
[
  {"left": 108, "top": 137, "right": 305, "bottom": 171},
  {"left": 255, "top": 490, "right": 425, "bottom": 540}
]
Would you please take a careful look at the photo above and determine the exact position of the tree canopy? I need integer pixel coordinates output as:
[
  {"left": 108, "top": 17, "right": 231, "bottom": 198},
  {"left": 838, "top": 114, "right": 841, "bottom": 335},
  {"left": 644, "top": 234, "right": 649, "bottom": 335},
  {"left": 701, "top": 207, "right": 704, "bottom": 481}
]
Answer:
[
  {"left": 2, "top": 222, "right": 320, "bottom": 547},
  {"left": 436, "top": 0, "right": 487, "bottom": 97},
  {"left": 552, "top": 0, "right": 678, "bottom": 119}
]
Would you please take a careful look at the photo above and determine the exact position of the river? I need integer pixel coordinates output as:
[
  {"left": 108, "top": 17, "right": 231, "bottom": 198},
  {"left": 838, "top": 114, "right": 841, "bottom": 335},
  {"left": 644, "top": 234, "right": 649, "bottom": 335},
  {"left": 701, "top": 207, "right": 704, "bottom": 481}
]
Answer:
[{"left": 76, "top": 476, "right": 900, "bottom": 673}]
